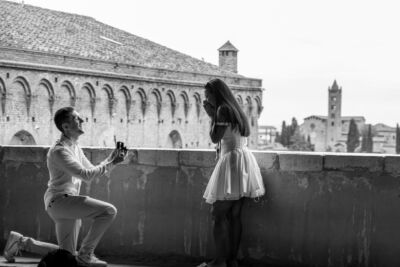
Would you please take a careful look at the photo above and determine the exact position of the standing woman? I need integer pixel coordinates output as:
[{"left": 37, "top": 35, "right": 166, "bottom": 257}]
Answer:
[{"left": 200, "top": 78, "right": 265, "bottom": 267}]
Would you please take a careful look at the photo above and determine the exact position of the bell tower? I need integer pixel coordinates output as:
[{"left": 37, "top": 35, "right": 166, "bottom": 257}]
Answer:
[{"left": 326, "top": 80, "right": 342, "bottom": 149}]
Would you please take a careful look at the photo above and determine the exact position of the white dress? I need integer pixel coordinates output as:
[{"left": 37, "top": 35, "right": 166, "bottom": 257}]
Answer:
[{"left": 203, "top": 126, "right": 266, "bottom": 204}]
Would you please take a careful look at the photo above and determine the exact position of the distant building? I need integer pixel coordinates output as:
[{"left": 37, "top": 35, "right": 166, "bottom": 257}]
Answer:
[
  {"left": 300, "top": 80, "right": 365, "bottom": 152},
  {"left": 258, "top": 125, "right": 276, "bottom": 148},
  {"left": 372, "top": 123, "right": 396, "bottom": 154},
  {"left": 0, "top": 0, "right": 263, "bottom": 148}
]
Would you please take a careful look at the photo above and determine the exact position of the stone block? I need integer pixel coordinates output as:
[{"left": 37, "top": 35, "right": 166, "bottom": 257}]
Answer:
[
  {"left": 2, "top": 146, "right": 47, "bottom": 163},
  {"left": 83, "top": 147, "right": 112, "bottom": 164},
  {"left": 155, "top": 149, "right": 179, "bottom": 167},
  {"left": 83, "top": 147, "right": 138, "bottom": 165},
  {"left": 137, "top": 149, "right": 157, "bottom": 166},
  {"left": 278, "top": 152, "right": 323, "bottom": 171},
  {"left": 324, "top": 154, "right": 384, "bottom": 172},
  {"left": 179, "top": 149, "right": 216, "bottom": 167},
  {"left": 384, "top": 156, "right": 400, "bottom": 174},
  {"left": 251, "top": 151, "right": 278, "bottom": 170},
  {"left": 136, "top": 149, "right": 178, "bottom": 167}
]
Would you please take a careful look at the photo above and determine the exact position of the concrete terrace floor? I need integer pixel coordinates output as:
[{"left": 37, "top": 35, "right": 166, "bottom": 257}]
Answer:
[
  {"left": 0, "top": 256, "right": 157, "bottom": 267},
  {"left": 0, "top": 256, "right": 293, "bottom": 267},
  {"left": 0, "top": 256, "right": 281, "bottom": 267},
  {"left": 0, "top": 255, "right": 216, "bottom": 267}
]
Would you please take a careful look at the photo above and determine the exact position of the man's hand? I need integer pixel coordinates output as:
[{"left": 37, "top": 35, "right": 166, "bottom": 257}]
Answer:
[
  {"left": 112, "top": 142, "right": 128, "bottom": 165},
  {"left": 203, "top": 100, "right": 216, "bottom": 117},
  {"left": 106, "top": 148, "right": 119, "bottom": 163}
]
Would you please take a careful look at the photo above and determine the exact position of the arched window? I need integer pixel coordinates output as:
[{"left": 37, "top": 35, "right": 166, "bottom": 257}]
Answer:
[
  {"left": 118, "top": 86, "right": 132, "bottom": 120},
  {"left": 131, "top": 88, "right": 147, "bottom": 121},
  {"left": 58, "top": 80, "right": 76, "bottom": 108},
  {"left": 167, "top": 130, "right": 182, "bottom": 148},
  {"left": 166, "top": 90, "right": 176, "bottom": 119},
  {"left": 179, "top": 91, "right": 189, "bottom": 119},
  {"left": 0, "top": 77, "right": 6, "bottom": 115},
  {"left": 193, "top": 92, "right": 201, "bottom": 118},
  {"left": 151, "top": 89, "right": 162, "bottom": 119},
  {"left": 254, "top": 96, "right": 263, "bottom": 116},
  {"left": 38, "top": 78, "right": 55, "bottom": 114},
  {"left": 9, "top": 130, "right": 36, "bottom": 145},
  {"left": 13, "top": 76, "right": 31, "bottom": 116},
  {"left": 79, "top": 82, "right": 96, "bottom": 119}
]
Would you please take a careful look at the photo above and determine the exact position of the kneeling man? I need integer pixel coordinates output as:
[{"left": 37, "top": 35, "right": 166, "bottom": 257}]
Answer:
[{"left": 3, "top": 107, "right": 127, "bottom": 267}]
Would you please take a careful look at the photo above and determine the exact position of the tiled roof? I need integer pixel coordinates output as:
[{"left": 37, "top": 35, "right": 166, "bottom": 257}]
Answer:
[
  {"left": 373, "top": 123, "right": 395, "bottom": 132},
  {"left": 304, "top": 115, "right": 365, "bottom": 121},
  {"left": 0, "top": 0, "right": 243, "bottom": 78},
  {"left": 304, "top": 115, "right": 327, "bottom": 121},
  {"left": 218, "top": 41, "right": 238, "bottom": 51},
  {"left": 341, "top": 116, "right": 365, "bottom": 121}
]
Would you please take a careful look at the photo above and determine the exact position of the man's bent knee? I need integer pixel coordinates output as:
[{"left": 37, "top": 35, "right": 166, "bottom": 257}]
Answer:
[{"left": 104, "top": 204, "right": 117, "bottom": 219}]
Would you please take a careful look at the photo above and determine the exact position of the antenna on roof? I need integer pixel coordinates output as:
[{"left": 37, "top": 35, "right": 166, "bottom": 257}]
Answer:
[{"left": 20, "top": 0, "right": 24, "bottom": 6}]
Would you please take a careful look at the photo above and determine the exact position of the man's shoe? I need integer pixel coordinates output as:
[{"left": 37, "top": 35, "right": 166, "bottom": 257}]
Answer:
[
  {"left": 3, "top": 231, "right": 23, "bottom": 263},
  {"left": 77, "top": 253, "right": 107, "bottom": 267}
]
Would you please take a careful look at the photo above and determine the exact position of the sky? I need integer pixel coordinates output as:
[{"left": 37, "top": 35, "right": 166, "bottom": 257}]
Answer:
[{"left": 12, "top": 0, "right": 400, "bottom": 129}]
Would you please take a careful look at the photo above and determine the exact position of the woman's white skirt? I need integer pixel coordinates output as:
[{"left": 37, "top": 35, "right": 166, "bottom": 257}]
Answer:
[{"left": 203, "top": 147, "right": 265, "bottom": 204}]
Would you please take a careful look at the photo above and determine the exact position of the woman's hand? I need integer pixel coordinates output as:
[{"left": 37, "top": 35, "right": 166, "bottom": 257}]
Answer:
[{"left": 203, "top": 100, "right": 216, "bottom": 117}]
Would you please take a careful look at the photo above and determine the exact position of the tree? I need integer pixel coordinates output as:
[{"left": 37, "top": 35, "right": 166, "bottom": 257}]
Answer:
[
  {"left": 279, "top": 121, "right": 288, "bottom": 146},
  {"left": 361, "top": 129, "right": 368, "bottom": 152},
  {"left": 279, "top": 117, "right": 300, "bottom": 148},
  {"left": 288, "top": 128, "right": 313, "bottom": 151},
  {"left": 361, "top": 124, "right": 373, "bottom": 153},
  {"left": 275, "top": 131, "right": 280, "bottom": 144},
  {"left": 396, "top": 124, "right": 400, "bottom": 154},
  {"left": 290, "top": 117, "right": 298, "bottom": 136},
  {"left": 366, "top": 124, "right": 373, "bottom": 153},
  {"left": 346, "top": 119, "right": 360, "bottom": 152},
  {"left": 289, "top": 117, "right": 298, "bottom": 145}
]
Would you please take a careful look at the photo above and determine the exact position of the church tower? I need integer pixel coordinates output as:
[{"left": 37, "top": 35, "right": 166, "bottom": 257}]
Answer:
[
  {"left": 218, "top": 41, "right": 238, "bottom": 73},
  {"left": 326, "top": 80, "right": 342, "bottom": 150}
]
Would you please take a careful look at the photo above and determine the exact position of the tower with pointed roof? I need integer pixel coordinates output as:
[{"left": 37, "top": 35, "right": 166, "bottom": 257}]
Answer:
[
  {"left": 326, "top": 80, "right": 342, "bottom": 149},
  {"left": 218, "top": 41, "right": 238, "bottom": 73}
]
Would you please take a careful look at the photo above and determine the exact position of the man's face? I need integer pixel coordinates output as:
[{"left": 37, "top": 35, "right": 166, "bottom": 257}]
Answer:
[{"left": 65, "top": 111, "right": 84, "bottom": 136}]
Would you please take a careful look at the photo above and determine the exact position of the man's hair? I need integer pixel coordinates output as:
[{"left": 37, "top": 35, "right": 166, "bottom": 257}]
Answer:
[{"left": 54, "top": 107, "right": 74, "bottom": 133}]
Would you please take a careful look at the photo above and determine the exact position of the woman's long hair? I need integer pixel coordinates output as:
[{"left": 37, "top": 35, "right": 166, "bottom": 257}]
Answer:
[{"left": 205, "top": 78, "right": 250, "bottom": 137}]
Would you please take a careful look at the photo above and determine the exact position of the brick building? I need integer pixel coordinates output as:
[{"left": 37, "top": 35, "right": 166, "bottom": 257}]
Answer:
[{"left": 0, "top": 0, "right": 263, "bottom": 148}]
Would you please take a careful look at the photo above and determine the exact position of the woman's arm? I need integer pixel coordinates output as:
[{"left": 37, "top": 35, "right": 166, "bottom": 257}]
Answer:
[{"left": 210, "top": 105, "right": 230, "bottom": 143}]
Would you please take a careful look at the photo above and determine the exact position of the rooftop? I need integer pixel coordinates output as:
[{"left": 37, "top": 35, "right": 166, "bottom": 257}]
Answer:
[
  {"left": 304, "top": 115, "right": 365, "bottom": 121},
  {"left": 0, "top": 0, "right": 243, "bottom": 78},
  {"left": 218, "top": 40, "right": 239, "bottom": 52}
]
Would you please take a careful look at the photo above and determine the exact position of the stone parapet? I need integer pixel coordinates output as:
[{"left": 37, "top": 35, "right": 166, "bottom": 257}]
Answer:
[{"left": 1, "top": 146, "right": 400, "bottom": 267}]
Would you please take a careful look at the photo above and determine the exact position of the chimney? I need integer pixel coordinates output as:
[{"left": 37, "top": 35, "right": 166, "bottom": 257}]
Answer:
[{"left": 218, "top": 41, "right": 238, "bottom": 73}]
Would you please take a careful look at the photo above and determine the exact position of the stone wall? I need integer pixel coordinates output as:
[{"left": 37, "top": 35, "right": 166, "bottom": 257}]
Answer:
[{"left": 1, "top": 146, "right": 400, "bottom": 266}]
